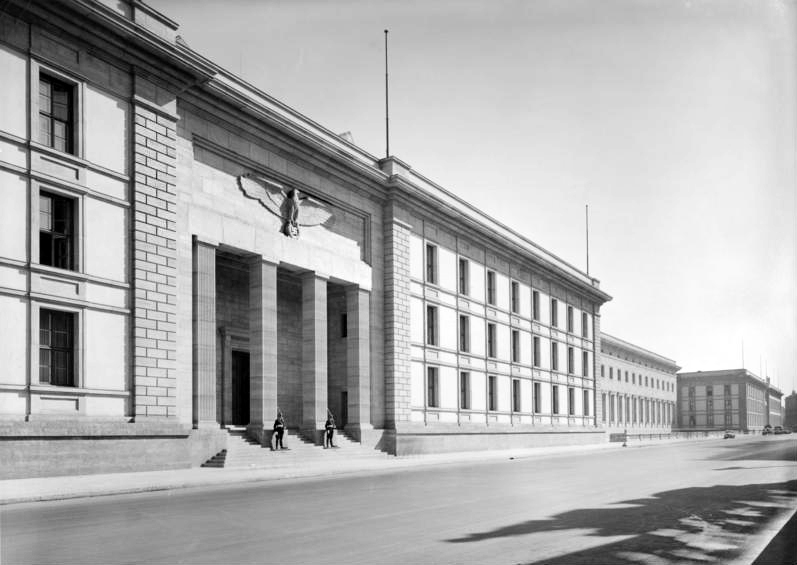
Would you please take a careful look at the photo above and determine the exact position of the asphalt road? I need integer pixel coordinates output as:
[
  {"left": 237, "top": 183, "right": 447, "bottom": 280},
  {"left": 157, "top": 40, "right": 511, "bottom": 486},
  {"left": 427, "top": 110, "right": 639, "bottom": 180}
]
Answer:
[{"left": 2, "top": 435, "right": 796, "bottom": 565}]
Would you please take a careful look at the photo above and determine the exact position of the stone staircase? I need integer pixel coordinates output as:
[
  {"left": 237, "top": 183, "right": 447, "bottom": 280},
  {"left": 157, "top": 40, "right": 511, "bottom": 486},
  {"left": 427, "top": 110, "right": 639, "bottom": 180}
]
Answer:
[{"left": 201, "top": 426, "right": 389, "bottom": 469}]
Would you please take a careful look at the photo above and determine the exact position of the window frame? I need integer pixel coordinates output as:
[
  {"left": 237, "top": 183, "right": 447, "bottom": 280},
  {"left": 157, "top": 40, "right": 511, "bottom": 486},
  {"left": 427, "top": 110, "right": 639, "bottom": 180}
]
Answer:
[
  {"left": 32, "top": 183, "right": 83, "bottom": 273},
  {"left": 486, "top": 270, "right": 496, "bottom": 306},
  {"left": 426, "top": 304, "right": 438, "bottom": 346},
  {"left": 459, "top": 314, "right": 470, "bottom": 353},
  {"left": 32, "top": 302, "right": 82, "bottom": 389},
  {"left": 32, "top": 63, "right": 82, "bottom": 157},
  {"left": 458, "top": 258, "right": 469, "bottom": 296},
  {"left": 426, "top": 366, "right": 439, "bottom": 408},
  {"left": 425, "top": 243, "right": 438, "bottom": 285},
  {"left": 460, "top": 371, "right": 470, "bottom": 410},
  {"left": 512, "top": 378, "right": 521, "bottom": 412}
]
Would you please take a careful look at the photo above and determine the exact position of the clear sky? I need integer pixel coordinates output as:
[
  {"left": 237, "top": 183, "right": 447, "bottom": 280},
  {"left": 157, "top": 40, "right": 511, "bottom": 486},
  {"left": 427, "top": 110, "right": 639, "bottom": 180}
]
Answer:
[{"left": 151, "top": 0, "right": 797, "bottom": 394}]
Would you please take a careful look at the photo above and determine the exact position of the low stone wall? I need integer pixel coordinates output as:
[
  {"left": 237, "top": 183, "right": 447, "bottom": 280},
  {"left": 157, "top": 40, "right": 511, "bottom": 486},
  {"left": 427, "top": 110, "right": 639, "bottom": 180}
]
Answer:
[
  {"left": 392, "top": 424, "right": 605, "bottom": 456},
  {"left": 0, "top": 421, "right": 226, "bottom": 479}
]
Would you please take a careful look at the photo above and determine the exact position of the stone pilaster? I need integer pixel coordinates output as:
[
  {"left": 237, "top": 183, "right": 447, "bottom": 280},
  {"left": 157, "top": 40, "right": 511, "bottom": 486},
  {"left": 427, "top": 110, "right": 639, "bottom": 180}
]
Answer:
[
  {"left": 247, "top": 257, "right": 278, "bottom": 445},
  {"left": 192, "top": 237, "right": 217, "bottom": 428},
  {"left": 592, "top": 309, "right": 603, "bottom": 427},
  {"left": 301, "top": 272, "right": 328, "bottom": 443},
  {"left": 345, "top": 285, "right": 372, "bottom": 440},
  {"left": 132, "top": 95, "right": 178, "bottom": 419},
  {"left": 383, "top": 204, "right": 412, "bottom": 429}
]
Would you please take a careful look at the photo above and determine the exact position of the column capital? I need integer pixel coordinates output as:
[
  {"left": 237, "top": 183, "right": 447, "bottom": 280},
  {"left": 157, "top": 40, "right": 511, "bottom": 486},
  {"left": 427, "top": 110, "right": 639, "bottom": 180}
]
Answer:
[
  {"left": 301, "top": 270, "right": 329, "bottom": 282},
  {"left": 248, "top": 253, "right": 279, "bottom": 267},
  {"left": 193, "top": 235, "right": 219, "bottom": 248}
]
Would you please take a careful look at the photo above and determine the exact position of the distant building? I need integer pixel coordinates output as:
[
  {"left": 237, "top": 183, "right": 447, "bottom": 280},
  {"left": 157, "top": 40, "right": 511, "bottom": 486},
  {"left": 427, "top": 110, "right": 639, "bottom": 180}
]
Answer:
[
  {"left": 676, "top": 369, "right": 783, "bottom": 432},
  {"left": 784, "top": 391, "right": 797, "bottom": 430},
  {"left": 598, "top": 334, "right": 679, "bottom": 433}
]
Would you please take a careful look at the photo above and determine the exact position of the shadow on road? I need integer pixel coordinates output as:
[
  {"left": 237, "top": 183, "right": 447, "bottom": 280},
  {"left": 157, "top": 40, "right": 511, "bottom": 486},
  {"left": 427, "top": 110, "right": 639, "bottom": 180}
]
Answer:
[
  {"left": 446, "top": 480, "right": 797, "bottom": 565},
  {"left": 706, "top": 439, "right": 797, "bottom": 463}
]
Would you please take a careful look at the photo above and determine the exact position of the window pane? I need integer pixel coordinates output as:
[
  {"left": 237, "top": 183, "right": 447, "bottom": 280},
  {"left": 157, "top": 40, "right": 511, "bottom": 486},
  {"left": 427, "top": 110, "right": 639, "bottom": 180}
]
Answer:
[
  {"left": 53, "top": 120, "right": 68, "bottom": 152},
  {"left": 39, "top": 349, "right": 51, "bottom": 383},
  {"left": 53, "top": 197, "right": 71, "bottom": 234},
  {"left": 39, "top": 115, "right": 51, "bottom": 146}
]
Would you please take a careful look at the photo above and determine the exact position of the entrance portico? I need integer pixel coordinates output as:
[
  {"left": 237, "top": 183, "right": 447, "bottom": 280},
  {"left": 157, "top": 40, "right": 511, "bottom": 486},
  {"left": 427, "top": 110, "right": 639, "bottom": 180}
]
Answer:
[{"left": 191, "top": 238, "right": 372, "bottom": 447}]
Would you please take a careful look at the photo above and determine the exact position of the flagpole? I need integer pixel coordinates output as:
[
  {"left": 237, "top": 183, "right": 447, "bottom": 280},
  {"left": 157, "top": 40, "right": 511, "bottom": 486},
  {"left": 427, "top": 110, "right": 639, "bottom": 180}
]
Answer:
[
  {"left": 585, "top": 204, "right": 590, "bottom": 276},
  {"left": 384, "top": 29, "right": 390, "bottom": 159}
]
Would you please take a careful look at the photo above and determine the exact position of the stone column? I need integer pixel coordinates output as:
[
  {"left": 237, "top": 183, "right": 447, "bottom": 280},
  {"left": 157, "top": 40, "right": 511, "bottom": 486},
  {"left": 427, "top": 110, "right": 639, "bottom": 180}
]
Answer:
[
  {"left": 301, "top": 272, "right": 328, "bottom": 443},
  {"left": 192, "top": 236, "right": 218, "bottom": 428},
  {"left": 247, "top": 256, "right": 278, "bottom": 446},
  {"left": 345, "top": 285, "right": 372, "bottom": 441}
]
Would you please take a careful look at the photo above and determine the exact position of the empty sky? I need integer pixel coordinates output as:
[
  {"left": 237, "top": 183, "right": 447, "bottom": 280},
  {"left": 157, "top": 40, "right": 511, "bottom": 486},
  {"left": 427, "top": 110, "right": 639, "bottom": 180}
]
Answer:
[{"left": 151, "top": 0, "right": 797, "bottom": 394}]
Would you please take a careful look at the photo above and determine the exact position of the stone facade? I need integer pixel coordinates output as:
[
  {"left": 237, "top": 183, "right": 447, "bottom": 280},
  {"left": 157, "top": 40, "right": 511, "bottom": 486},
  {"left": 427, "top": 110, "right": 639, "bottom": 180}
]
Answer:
[
  {"left": 0, "top": 0, "right": 613, "bottom": 476},
  {"left": 598, "top": 334, "right": 679, "bottom": 434},
  {"left": 675, "top": 369, "right": 783, "bottom": 432}
]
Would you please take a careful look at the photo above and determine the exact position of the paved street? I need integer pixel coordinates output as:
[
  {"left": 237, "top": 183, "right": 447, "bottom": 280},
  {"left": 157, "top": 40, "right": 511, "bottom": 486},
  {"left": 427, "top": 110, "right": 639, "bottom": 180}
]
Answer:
[{"left": 2, "top": 436, "right": 795, "bottom": 565}]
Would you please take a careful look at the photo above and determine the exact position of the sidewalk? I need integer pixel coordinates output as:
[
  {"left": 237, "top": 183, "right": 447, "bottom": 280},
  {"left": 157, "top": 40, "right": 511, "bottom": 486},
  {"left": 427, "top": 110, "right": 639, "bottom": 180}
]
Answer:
[{"left": 0, "top": 441, "right": 618, "bottom": 505}]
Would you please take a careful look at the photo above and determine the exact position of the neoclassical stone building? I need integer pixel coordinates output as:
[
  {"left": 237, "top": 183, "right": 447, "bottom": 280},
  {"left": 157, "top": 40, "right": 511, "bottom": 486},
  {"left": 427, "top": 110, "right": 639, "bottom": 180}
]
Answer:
[
  {"left": 598, "top": 334, "right": 679, "bottom": 434},
  {"left": 0, "top": 0, "right": 611, "bottom": 477}
]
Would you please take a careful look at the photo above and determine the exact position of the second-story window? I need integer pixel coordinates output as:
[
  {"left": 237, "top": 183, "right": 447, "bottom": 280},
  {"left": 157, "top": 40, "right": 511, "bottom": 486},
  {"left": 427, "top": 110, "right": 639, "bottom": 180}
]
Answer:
[
  {"left": 550, "top": 298, "right": 558, "bottom": 327},
  {"left": 581, "top": 312, "right": 588, "bottom": 337},
  {"left": 567, "top": 306, "right": 574, "bottom": 333},
  {"left": 487, "top": 323, "right": 496, "bottom": 358},
  {"left": 582, "top": 351, "right": 589, "bottom": 377},
  {"left": 425, "top": 244, "right": 437, "bottom": 284},
  {"left": 551, "top": 341, "right": 559, "bottom": 371},
  {"left": 459, "top": 315, "right": 470, "bottom": 352},
  {"left": 511, "top": 329, "right": 520, "bottom": 363},
  {"left": 567, "top": 346, "right": 574, "bottom": 374},
  {"left": 40, "top": 192, "right": 75, "bottom": 270},
  {"left": 533, "top": 336, "right": 540, "bottom": 367},
  {"left": 426, "top": 305, "right": 438, "bottom": 346},
  {"left": 532, "top": 290, "right": 539, "bottom": 321}
]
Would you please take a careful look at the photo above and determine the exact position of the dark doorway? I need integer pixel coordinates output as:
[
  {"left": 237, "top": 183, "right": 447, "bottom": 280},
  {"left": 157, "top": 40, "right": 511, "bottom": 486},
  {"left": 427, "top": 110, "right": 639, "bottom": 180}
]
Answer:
[
  {"left": 340, "top": 391, "right": 348, "bottom": 428},
  {"left": 231, "top": 350, "right": 250, "bottom": 426}
]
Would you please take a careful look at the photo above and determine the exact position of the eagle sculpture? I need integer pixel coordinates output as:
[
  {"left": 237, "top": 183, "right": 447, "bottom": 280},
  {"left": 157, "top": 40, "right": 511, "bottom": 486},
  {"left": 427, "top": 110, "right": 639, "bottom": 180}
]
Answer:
[{"left": 237, "top": 174, "right": 334, "bottom": 238}]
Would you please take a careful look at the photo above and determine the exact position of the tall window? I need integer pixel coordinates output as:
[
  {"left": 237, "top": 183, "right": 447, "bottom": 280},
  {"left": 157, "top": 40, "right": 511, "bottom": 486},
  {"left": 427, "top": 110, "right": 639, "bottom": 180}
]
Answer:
[
  {"left": 511, "top": 330, "right": 520, "bottom": 363},
  {"left": 583, "top": 390, "right": 590, "bottom": 416},
  {"left": 567, "top": 306, "right": 574, "bottom": 333},
  {"left": 532, "top": 336, "right": 540, "bottom": 368},
  {"left": 568, "top": 387, "right": 575, "bottom": 416},
  {"left": 581, "top": 312, "right": 588, "bottom": 337},
  {"left": 601, "top": 393, "right": 606, "bottom": 422},
  {"left": 425, "top": 244, "right": 437, "bottom": 284},
  {"left": 532, "top": 290, "right": 539, "bottom": 321},
  {"left": 511, "top": 281, "right": 520, "bottom": 314},
  {"left": 460, "top": 371, "right": 470, "bottom": 409},
  {"left": 426, "top": 305, "right": 437, "bottom": 346},
  {"left": 552, "top": 385, "right": 560, "bottom": 415},
  {"left": 486, "top": 270, "right": 496, "bottom": 305},
  {"left": 512, "top": 379, "right": 521, "bottom": 412},
  {"left": 39, "top": 74, "right": 74, "bottom": 154},
  {"left": 582, "top": 351, "right": 589, "bottom": 377},
  {"left": 533, "top": 382, "right": 541, "bottom": 413},
  {"left": 487, "top": 323, "right": 496, "bottom": 358},
  {"left": 488, "top": 376, "right": 497, "bottom": 411},
  {"left": 550, "top": 299, "right": 558, "bottom": 327},
  {"left": 39, "top": 309, "right": 75, "bottom": 386},
  {"left": 427, "top": 367, "right": 439, "bottom": 407},
  {"left": 340, "top": 313, "right": 348, "bottom": 338},
  {"left": 39, "top": 192, "right": 75, "bottom": 270},
  {"left": 458, "top": 258, "right": 469, "bottom": 295},
  {"left": 609, "top": 367, "right": 613, "bottom": 379},
  {"left": 459, "top": 315, "right": 470, "bottom": 352},
  {"left": 601, "top": 364, "right": 605, "bottom": 378},
  {"left": 551, "top": 341, "right": 559, "bottom": 371},
  {"left": 567, "top": 346, "right": 574, "bottom": 374}
]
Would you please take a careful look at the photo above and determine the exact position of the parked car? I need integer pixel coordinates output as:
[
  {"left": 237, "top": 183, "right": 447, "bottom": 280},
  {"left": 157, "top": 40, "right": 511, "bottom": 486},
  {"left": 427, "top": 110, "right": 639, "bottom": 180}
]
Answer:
[
  {"left": 763, "top": 425, "right": 773, "bottom": 435},
  {"left": 723, "top": 431, "right": 736, "bottom": 439},
  {"left": 774, "top": 426, "right": 785, "bottom": 435}
]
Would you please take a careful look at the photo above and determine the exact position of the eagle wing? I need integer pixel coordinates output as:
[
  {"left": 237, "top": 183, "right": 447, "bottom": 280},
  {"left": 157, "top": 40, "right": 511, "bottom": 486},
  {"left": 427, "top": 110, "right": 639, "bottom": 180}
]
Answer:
[
  {"left": 298, "top": 196, "right": 335, "bottom": 228},
  {"left": 237, "top": 174, "right": 285, "bottom": 218}
]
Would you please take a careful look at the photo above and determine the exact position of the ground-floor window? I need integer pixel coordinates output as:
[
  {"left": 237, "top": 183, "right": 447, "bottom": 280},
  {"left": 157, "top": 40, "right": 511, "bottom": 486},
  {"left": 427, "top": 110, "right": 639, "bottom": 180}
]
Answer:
[
  {"left": 488, "top": 376, "right": 497, "bottom": 411},
  {"left": 39, "top": 308, "right": 75, "bottom": 386},
  {"left": 427, "top": 367, "right": 439, "bottom": 408}
]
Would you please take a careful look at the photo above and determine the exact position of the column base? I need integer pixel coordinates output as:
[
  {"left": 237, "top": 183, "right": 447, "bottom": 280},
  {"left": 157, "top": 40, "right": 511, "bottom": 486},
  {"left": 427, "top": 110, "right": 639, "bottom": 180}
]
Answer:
[
  {"left": 246, "top": 424, "right": 275, "bottom": 448},
  {"left": 300, "top": 428, "right": 324, "bottom": 446},
  {"left": 342, "top": 422, "right": 373, "bottom": 442}
]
